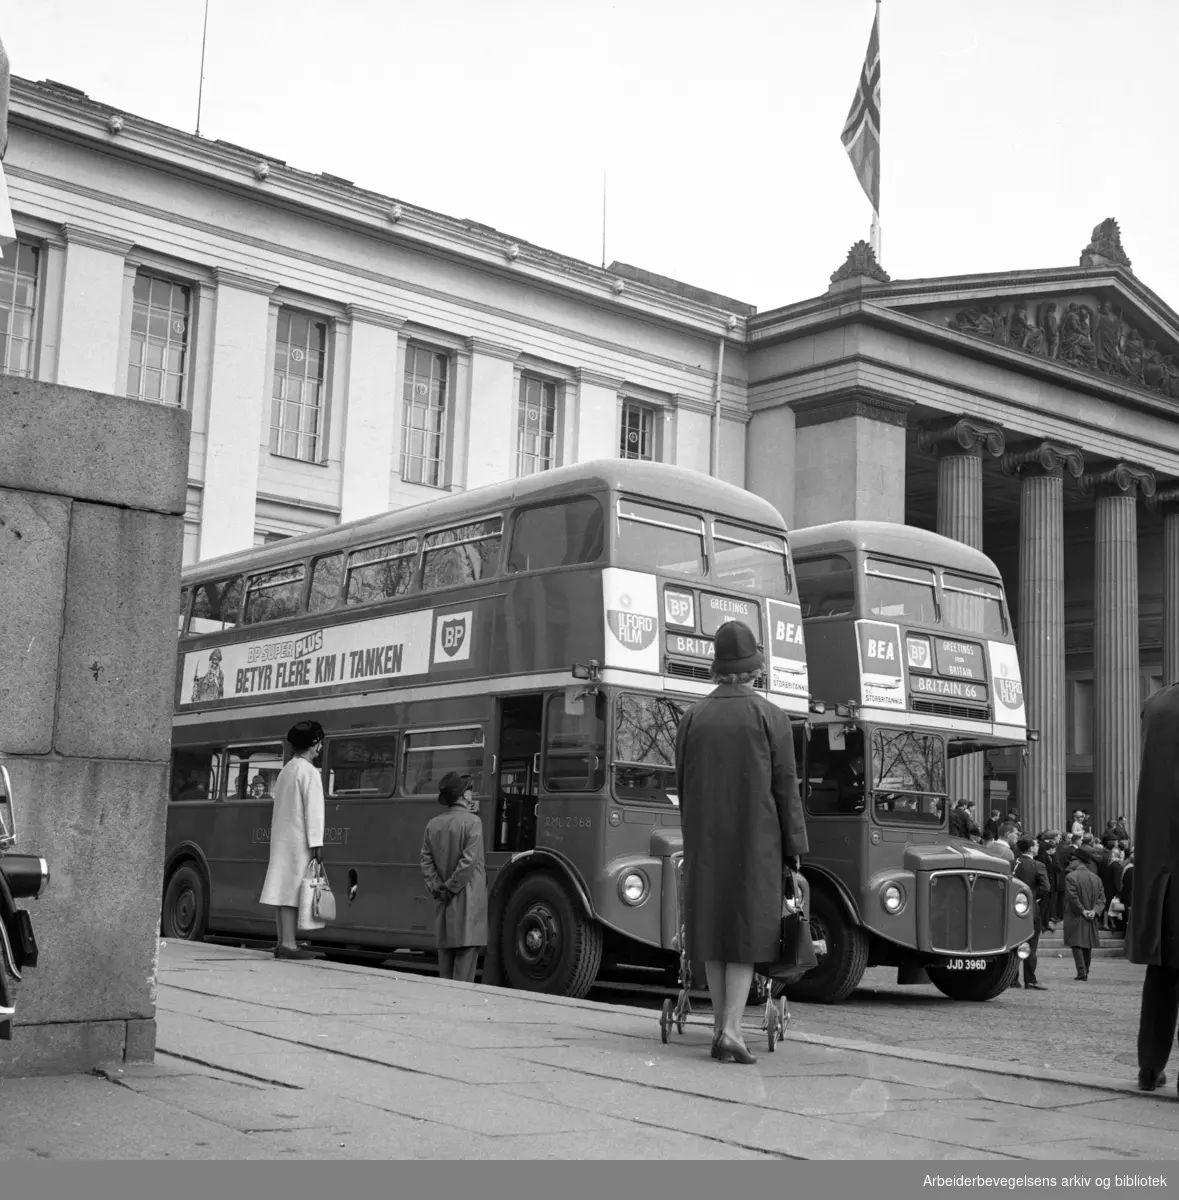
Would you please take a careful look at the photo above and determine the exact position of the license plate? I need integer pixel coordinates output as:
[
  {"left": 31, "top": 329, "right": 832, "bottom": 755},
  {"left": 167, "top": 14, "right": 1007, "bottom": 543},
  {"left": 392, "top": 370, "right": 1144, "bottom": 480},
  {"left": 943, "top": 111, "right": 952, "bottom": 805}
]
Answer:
[{"left": 944, "top": 957, "right": 989, "bottom": 971}]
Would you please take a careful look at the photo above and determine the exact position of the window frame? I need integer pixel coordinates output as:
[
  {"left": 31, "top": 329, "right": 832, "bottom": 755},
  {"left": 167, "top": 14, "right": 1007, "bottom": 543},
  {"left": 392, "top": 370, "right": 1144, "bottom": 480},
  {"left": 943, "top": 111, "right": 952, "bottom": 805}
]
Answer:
[
  {"left": 323, "top": 730, "right": 401, "bottom": 800},
  {"left": 400, "top": 342, "right": 451, "bottom": 488},
  {"left": 505, "top": 495, "right": 606, "bottom": 576},
  {"left": 420, "top": 516, "right": 504, "bottom": 592},
  {"left": 400, "top": 724, "right": 486, "bottom": 798},
  {"left": 185, "top": 574, "right": 245, "bottom": 635},
  {"left": 0, "top": 236, "right": 42, "bottom": 380},
  {"left": 270, "top": 305, "right": 330, "bottom": 464},
  {"left": 516, "top": 373, "right": 561, "bottom": 477},
  {"left": 240, "top": 562, "right": 308, "bottom": 626},
  {"left": 709, "top": 519, "right": 792, "bottom": 600},
  {"left": 619, "top": 398, "right": 659, "bottom": 462},
  {"left": 614, "top": 497, "right": 708, "bottom": 579},
  {"left": 223, "top": 742, "right": 286, "bottom": 802},
  {"left": 169, "top": 746, "right": 224, "bottom": 804},
  {"left": 308, "top": 552, "right": 345, "bottom": 614},
  {"left": 126, "top": 270, "right": 192, "bottom": 408},
  {"left": 344, "top": 536, "right": 421, "bottom": 607},
  {"left": 794, "top": 553, "right": 856, "bottom": 619}
]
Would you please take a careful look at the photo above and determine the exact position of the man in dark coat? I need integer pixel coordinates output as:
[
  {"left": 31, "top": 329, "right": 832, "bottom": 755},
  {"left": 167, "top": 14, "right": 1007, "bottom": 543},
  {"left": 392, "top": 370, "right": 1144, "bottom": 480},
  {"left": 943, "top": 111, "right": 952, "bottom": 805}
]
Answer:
[
  {"left": 1064, "top": 846, "right": 1105, "bottom": 981},
  {"left": 1130, "top": 684, "right": 1179, "bottom": 1094},
  {"left": 1013, "top": 836, "right": 1050, "bottom": 990},
  {"left": 675, "top": 620, "right": 807, "bottom": 1065},
  {"left": 949, "top": 800, "right": 976, "bottom": 840}
]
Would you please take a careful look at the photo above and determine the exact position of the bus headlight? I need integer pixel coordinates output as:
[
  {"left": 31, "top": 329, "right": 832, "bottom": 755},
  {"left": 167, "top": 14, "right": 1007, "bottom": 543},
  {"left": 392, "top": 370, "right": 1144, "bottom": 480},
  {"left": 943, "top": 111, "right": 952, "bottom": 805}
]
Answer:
[
  {"left": 1013, "top": 891, "right": 1030, "bottom": 918},
  {"left": 619, "top": 871, "right": 649, "bottom": 906},
  {"left": 881, "top": 883, "right": 905, "bottom": 914}
]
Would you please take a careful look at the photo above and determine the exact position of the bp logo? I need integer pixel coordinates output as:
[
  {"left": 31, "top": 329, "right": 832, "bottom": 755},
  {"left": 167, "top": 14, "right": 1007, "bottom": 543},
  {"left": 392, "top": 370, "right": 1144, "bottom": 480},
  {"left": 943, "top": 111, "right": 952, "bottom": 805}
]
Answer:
[
  {"left": 433, "top": 611, "right": 473, "bottom": 664},
  {"left": 994, "top": 675, "right": 1024, "bottom": 711},
  {"left": 607, "top": 593, "right": 656, "bottom": 651}
]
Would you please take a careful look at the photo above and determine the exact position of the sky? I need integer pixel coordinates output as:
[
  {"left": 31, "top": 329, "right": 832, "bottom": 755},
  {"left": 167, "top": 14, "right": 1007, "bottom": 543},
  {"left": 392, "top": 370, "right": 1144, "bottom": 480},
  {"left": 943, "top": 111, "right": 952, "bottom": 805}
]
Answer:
[{"left": 6, "top": 0, "right": 1179, "bottom": 313}]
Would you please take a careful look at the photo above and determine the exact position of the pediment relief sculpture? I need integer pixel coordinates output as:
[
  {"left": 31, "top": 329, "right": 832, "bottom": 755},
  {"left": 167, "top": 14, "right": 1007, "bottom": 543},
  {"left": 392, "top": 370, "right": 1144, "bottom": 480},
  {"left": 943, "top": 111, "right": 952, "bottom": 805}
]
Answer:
[{"left": 942, "top": 297, "right": 1179, "bottom": 400}]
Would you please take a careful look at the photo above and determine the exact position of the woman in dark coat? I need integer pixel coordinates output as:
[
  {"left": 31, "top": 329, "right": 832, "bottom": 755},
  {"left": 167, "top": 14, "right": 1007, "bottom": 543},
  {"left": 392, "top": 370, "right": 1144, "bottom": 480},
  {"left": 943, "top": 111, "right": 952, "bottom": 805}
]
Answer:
[
  {"left": 674, "top": 621, "right": 808, "bottom": 1065},
  {"left": 1064, "top": 846, "right": 1105, "bottom": 981},
  {"left": 1131, "top": 684, "right": 1179, "bottom": 1093}
]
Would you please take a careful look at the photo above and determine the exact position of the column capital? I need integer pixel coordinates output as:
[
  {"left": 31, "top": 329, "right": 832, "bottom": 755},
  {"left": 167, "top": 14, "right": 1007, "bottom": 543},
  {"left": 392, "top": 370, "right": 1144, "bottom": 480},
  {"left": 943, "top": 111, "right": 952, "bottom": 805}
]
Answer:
[
  {"left": 1146, "top": 484, "right": 1179, "bottom": 514},
  {"left": 917, "top": 418, "right": 1005, "bottom": 459},
  {"left": 59, "top": 223, "right": 134, "bottom": 257},
  {"left": 1080, "top": 462, "right": 1157, "bottom": 500},
  {"left": 1001, "top": 441, "right": 1085, "bottom": 480}
]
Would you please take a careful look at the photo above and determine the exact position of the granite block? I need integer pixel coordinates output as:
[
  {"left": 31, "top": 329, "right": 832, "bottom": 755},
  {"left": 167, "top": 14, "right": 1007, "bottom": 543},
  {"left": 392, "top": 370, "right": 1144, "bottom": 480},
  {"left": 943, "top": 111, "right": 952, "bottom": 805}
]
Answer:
[
  {"left": 0, "top": 756, "right": 168, "bottom": 1024},
  {"left": 1, "top": 1019, "right": 126, "bottom": 1077},
  {"left": 0, "top": 377, "right": 190, "bottom": 515},
  {"left": 0, "top": 488, "right": 69, "bottom": 754},
  {"left": 55, "top": 504, "right": 183, "bottom": 761},
  {"left": 123, "top": 1017, "right": 157, "bottom": 1063}
]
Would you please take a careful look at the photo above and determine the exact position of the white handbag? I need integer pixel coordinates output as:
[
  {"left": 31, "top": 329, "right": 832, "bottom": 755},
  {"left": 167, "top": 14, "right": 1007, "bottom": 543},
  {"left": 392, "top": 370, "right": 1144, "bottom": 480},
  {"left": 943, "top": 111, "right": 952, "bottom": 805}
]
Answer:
[{"left": 297, "top": 860, "right": 332, "bottom": 931}]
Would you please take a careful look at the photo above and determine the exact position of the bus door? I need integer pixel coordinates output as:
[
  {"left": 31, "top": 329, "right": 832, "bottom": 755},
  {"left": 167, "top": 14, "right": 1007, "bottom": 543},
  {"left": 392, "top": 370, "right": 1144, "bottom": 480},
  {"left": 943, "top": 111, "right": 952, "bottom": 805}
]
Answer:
[
  {"left": 802, "top": 724, "right": 865, "bottom": 891},
  {"left": 493, "top": 694, "right": 544, "bottom": 855}
]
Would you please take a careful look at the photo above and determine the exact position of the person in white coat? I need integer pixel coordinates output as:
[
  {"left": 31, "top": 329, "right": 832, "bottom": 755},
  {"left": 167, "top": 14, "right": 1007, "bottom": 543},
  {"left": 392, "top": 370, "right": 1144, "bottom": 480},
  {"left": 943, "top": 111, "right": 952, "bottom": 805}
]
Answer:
[{"left": 259, "top": 720, "right": 325, "bottom": 959}]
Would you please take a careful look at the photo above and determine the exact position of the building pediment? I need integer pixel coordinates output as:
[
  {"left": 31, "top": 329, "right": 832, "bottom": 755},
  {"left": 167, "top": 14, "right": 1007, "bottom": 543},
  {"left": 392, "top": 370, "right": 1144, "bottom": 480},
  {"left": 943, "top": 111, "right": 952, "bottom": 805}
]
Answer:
[{"left": 874, "top": 269, "right": 1179, "bottom": 407}]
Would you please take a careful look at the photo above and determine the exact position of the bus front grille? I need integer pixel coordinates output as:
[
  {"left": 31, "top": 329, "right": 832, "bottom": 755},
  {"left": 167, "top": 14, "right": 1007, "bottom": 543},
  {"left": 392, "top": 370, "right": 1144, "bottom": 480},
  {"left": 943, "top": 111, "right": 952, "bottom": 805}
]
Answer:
[
  {"left": 929, "top": 871, "right": 1008, "bottom": 954},
  {"left": 911, "top": 698, "right": 991, "bottom": 721},
  {"left": 665, "top": 660, "right": 766, "bottom": 689}
]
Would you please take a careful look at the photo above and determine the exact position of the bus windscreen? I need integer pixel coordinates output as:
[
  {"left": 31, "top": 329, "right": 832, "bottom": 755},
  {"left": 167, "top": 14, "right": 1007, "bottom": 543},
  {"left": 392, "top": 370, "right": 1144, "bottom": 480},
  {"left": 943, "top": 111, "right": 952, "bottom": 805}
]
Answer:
[
  {"left": 711, "top": 522, "right": 791, "bottom": 600},
  {"left": 941, "top": 574, "right": 1006, "bottom": 639},
  {"left": 615, "top": 501, "right": 706, "bottom": 577}
]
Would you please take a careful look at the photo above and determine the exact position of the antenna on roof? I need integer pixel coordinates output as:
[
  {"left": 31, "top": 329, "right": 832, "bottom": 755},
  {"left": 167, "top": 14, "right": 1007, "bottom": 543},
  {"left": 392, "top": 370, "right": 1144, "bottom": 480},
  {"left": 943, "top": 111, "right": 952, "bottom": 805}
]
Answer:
[
  {"left": 601, "top": 169, "right": 607, "bottom": 270},
  {"left": 195, "top": 0, "right": 210, "bottom": 137}
]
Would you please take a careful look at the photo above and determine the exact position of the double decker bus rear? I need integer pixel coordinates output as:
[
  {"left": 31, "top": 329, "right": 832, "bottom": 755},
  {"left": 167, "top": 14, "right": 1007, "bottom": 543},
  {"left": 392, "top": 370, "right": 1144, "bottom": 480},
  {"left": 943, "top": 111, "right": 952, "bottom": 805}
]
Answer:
[
  {"left": 164, "top": 460, "right": 808, "bottom": 999},
  {"left": 789, "top": 520, "right": 1035, "bottom": 1003}
]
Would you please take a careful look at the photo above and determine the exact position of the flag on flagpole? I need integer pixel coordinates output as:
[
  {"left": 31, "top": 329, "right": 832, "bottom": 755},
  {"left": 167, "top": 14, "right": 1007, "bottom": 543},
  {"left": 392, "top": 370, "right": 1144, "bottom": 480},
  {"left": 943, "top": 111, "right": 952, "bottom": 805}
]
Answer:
[{"left": 841, "top": 7, "right": 881, "bottom": 218}]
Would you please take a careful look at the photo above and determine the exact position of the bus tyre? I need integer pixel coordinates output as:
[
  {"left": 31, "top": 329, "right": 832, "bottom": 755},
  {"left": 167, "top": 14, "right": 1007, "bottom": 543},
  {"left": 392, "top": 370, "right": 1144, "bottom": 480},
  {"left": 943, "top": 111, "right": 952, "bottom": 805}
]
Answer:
[
  {"left": 787, "top": 887, "right": 869, "bottom": 1004},
  {"left": 500, "top": 872, "right": 603, "bottom": 1000},
  {"left": 927, "top": 951, "right": 1019, "bottom": 1002},
  {"left": 162, "top": 864, "right": 208, "bottom": 942}
]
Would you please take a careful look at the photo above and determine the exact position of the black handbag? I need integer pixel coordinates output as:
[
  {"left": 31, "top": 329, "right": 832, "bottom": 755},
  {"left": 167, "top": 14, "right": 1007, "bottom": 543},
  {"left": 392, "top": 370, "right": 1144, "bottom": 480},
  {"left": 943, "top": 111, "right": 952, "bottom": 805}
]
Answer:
[{"left": 756, "top": 868, "right": 819, "bottom": 982}]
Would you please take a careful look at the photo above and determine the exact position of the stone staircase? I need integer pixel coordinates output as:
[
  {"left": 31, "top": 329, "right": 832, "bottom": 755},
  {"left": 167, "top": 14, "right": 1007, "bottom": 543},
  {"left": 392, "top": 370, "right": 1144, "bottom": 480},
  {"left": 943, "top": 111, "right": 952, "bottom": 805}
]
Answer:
[{"left": 1036, "top": 927, "right": 1125, "bottom": 959}]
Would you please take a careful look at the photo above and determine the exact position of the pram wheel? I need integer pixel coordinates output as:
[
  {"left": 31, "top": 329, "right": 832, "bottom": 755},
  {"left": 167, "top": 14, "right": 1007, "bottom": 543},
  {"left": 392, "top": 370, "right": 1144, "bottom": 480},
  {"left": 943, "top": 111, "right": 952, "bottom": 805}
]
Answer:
[
  {"left": 767, "top": 1011, "right": 778, "bottom": 1052},
  {"left": 660, "top": 998, "right": 673, "bottom": 1044}
]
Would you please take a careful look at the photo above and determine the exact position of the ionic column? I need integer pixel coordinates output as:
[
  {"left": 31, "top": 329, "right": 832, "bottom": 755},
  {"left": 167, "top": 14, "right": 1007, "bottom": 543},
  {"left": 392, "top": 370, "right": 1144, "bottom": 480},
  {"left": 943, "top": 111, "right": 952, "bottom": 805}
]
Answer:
[
  {"left": 918, "top": 419, "right": 1006, "bottom": 814},
  {"left": 1002, "top": 443, "right": 1084, "bottom": 838},
  {"left": 1149, "top": 487, "right": 1179, "bottom": 688},
  {"left": 1082, "top": 462, "right": 1156, "bottom": 833}
]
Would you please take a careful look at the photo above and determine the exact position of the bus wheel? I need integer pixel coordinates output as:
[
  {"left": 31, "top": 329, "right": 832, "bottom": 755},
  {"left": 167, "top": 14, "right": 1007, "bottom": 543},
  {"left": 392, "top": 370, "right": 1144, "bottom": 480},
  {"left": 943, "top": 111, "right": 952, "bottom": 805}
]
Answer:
[
  {"left": 927, "top": 951, "right": 1019, "bottom": 1001},
  {"left": 788, "top": 887, "right": 868, "bottom": 1004},
  {"left": 162, "top": 864, "right": 208, "bottom": 941},
  {"left": 500, "top": 873, "right": 603, "bottom": 999}
]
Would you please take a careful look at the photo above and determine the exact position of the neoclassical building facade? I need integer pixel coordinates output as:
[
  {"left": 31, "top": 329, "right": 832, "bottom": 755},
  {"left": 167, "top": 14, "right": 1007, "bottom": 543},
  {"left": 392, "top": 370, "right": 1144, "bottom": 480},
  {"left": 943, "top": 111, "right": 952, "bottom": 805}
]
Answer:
[{"left": 4, "top": 77, "right": 1177, "bottom": 836}]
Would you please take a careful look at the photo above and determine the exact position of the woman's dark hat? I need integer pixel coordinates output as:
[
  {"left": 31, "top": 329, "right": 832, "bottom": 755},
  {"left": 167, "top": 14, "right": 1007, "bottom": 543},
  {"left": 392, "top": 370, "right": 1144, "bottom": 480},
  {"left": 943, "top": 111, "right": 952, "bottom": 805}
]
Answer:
[
  {"left": 287, "top": 720, "right": 324, "bottom": 750},
  {"left": 1075, "top": 845, "right": 1095, "bottom": 864},
  {"left": 711, "top": 620, "right": 764, "bottom": 674},
  {"left": 438, "top": 772, "right": 473, "bottom": 805}
]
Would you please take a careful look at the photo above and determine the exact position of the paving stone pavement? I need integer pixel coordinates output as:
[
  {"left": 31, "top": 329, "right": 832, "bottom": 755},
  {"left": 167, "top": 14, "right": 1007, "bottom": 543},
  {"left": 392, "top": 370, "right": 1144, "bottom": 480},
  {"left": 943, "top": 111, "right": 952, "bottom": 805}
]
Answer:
[{"left": 0, "top": 940, "right": 1174, "bottom": 1161}]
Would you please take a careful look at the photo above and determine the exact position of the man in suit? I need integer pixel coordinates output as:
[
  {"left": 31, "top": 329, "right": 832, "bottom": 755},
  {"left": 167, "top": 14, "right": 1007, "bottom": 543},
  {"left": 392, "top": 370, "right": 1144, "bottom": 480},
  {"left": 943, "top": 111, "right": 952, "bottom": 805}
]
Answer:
[
  {"left": 1013, "top": 835, "right": 1050, "bottom": 990},
  {"left": 1130, "top": 684, "right": 1179, "bottom": 1095}
]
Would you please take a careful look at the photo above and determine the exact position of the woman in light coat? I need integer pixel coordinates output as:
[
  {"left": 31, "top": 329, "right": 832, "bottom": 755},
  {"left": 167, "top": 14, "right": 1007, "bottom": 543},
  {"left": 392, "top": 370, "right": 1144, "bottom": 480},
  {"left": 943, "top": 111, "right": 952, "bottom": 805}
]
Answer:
[
  {"left": 259, "top": 720, "right": 325, "bottom": 959},
  {"left": 420, "top": 772, "right": 487, "bottom": 982}
]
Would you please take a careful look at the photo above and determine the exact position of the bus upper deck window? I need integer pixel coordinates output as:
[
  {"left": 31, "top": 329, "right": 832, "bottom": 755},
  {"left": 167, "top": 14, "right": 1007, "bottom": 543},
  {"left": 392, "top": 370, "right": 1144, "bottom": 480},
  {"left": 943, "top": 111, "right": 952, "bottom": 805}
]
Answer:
[
  {"left": 864, "top": 558, "right": 939, "bottom": 625},
  {"left": 507, "top": 497, "right": 604, "bottom": 573},
  {"left": 615, "top": 500, "right": 705, "bottom": 578},
  {"left": 711, "top": 521, "right": 791, "bottom": 599},
  {"left": 795, "top": 555, "right": 855, "bottom": 618},
  {"left": 309, "top": 553, "right": 344, "bottom": 613},
  {"left": 178, "top": 586, "right": 191, "bottom": 635},
  {"left": 188, "top": 575, "right": 244, "bottom": 635},
  {"left": 346, "top": 538, "right": 418, "bottom": 606},
  {"left": 941, "top": 573, "right": 1007, "bottom": 638},
  {"left": 242, "top": 564, "right": 306, "bottom": 625},
  {"left": 422, "top": 518, "right": 503, "bottom": 591}
]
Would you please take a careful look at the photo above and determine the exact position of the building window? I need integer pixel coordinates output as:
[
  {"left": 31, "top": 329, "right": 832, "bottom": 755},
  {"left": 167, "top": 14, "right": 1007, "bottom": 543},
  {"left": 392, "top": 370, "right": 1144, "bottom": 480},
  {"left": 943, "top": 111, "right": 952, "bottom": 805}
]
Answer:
[
  {"left": 401, "top": 345, "right": 449, "bottom": 487},
  {"left": 0, "top": 239, "right": 39, "bottom": 378},
  {"left": 516, "top": 375, "right": 558, "bottom": 477},
  {"left": 271, "top": 308, "right": 327, "bottom": 462},
  {"left": 620, "top": 400, "right": 657, "bottom": 461},
  {"left": 128, "top": 273, "right": 190, "bottom": 406}
]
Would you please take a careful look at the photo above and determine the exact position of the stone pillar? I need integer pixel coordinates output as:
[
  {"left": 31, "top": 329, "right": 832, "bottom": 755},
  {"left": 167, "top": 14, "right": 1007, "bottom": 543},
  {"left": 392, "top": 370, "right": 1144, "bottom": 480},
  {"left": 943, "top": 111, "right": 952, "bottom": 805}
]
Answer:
[
  {"left": 1150, "top": 487, "right": 1179, "bottom": 688},
  {"left": 56, "top": 226, "right": 134, "bottom": 395},
  {"left": 197, "top": 269, "right": 276, "bottom": 561},
  {"left": 573, "top": 369, "right": 623, "bottom": 463},
  {"left": 791, "top": 392, "right": 911, "bottom": 527},
  {"left": 463, "top": 338, "right": 520, "bottom": 489},
  {"left": 917, "top": 420, "right": 1006, "bottom": 815},
  {"left": 1083, "top": 463, "right": 1156, "bottom": 833},
  {"left": 339, "top": 306, "right": 405, "bottom": 522},
  {"left": 1002, "top": 443, "right": 1084, "bottom": 838}
]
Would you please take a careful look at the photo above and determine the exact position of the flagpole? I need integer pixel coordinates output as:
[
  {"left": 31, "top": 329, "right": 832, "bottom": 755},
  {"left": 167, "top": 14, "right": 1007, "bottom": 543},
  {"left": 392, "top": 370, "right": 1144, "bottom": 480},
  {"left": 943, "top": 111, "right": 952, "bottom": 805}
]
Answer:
[
  {"left": 195, "top": 0, "right": 210, "bottom": 137},
  {"left": 872, "top": 0, "right": 882, "bottom": 262}
]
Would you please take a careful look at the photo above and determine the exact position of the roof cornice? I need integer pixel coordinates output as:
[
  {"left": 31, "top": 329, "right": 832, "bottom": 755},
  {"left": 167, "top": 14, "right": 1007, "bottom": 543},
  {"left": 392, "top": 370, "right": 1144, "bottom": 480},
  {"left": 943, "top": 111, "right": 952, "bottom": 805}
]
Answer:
[{"left": 9, "top": 78, "right": 745, "bottom": 340}]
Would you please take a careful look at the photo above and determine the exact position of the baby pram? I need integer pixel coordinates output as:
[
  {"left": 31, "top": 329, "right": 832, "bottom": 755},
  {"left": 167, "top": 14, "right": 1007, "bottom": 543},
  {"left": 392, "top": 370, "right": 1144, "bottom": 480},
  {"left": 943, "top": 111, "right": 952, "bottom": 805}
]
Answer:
[{"left": 659, "top": 858, "right": 818, "bottom": 1053}]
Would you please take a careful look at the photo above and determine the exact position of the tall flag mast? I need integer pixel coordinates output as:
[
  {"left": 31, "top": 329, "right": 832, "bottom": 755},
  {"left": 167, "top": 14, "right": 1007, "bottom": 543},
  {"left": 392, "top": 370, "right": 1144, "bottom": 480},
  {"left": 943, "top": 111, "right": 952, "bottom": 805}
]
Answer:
[{"left": 840, "top": 1, "right": 882, "bottom": 259}]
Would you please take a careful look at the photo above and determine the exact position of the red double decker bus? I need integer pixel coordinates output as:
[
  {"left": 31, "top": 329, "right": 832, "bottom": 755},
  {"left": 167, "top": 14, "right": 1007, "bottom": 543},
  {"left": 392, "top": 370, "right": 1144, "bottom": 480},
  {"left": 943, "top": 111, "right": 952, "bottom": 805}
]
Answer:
[
  {"left": 164, "top": 460, "right": 809, "bottom": 997},
  {"left": 789, "top": 521, "right": 1035, "bottom": 1003}
]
